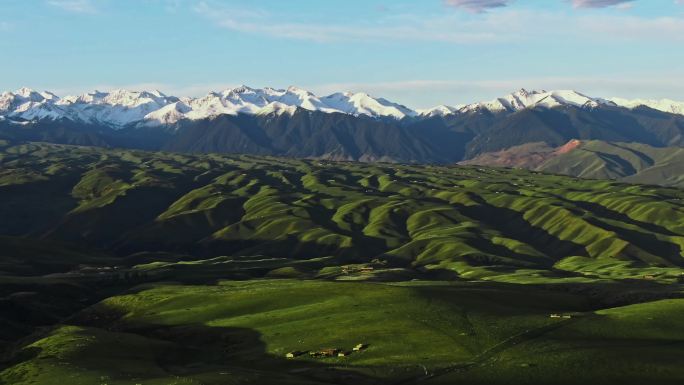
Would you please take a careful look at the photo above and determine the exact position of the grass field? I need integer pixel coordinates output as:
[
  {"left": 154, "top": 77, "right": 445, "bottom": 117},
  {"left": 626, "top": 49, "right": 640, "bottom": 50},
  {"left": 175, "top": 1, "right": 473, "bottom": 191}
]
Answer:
[
  {"left": 2, "top": 279, "right": 683, "bottom": 385},
  {"left": 0, "top": 142, "right": 683, "bottom": 384}
]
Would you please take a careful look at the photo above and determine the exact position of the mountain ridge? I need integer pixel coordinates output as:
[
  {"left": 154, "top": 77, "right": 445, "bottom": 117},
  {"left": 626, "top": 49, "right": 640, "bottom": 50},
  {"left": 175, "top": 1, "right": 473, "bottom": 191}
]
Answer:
[
  {"left": 2, "top": 86, "right": 683, "bottom": 128},
  {"left": 0, "top": 85, "right": 418, "bottom": 127},
  {"left": 2, "top": 87, "right": 684, "bottom": 176}
]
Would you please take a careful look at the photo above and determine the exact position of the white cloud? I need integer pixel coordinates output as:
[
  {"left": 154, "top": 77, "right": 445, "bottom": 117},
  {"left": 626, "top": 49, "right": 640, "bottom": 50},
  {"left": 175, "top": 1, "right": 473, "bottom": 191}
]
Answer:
[
  {"left": 571, "top": 0, "right": 635, "bottom": 8},
  {"left": 47, "top": 0, "right": 98, "bottom": 14},
  {"left": 579, "top": 14, "right": 684, "bottom": 40},
  {"left": 444, "top": 0, "right": 514, "bottom": 13},
  {"left": 193, "top": 2, "right": 502, "bottom": 44},
  {"left": 192, "top": 2, "right": 684, "bottom": 45}
]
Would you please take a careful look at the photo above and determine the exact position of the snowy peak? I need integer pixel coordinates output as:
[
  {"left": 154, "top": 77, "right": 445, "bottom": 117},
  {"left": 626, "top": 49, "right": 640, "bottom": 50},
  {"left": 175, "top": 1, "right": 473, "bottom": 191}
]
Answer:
[
  {"left": 47, "top": 89, "right": 181, "bottom": 127},
  {"left": 59, "top": 89, "right": 175, "bottom": 107},
  {"left": 610, "top": 97, "right": 684, "bottom": 115},
  {"left": 168, "top": 86, "right": 416, "bottom": 123},
  {"left": 320, "top": 92, "right": 416, "bottom": 119},
  {"left": 2, "top": 86, "right": 683, "bottom": 128},
  {"left": 0, "top": 89, "right": 64, "bottom": 122},
  {"left": 458, "top": 89, "right": 614, "bottom": 113},
  {"left": 13, "top": 87, "right": 58, "bottom": 102},
  {"left": 418, "top": 105, "right": 461, "bottom": 117},
  {"left": 142, "top": 101, "right": 193, "bottom": 126},
  {"left": 1, "top": 87, "right": 59, "bottom": 113},
  {"left": 257, "top": 101, "right": 299, "bottom": 116}
]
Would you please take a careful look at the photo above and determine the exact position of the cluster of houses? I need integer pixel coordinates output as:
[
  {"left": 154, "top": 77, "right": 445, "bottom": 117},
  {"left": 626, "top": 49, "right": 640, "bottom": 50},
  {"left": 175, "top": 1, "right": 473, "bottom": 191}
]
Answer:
[
  {"left": 286, "top": 344, "right": 367, "bottom": 359},
  {"left": 341, "top": 266, "right": 375, "bottom": 275}
]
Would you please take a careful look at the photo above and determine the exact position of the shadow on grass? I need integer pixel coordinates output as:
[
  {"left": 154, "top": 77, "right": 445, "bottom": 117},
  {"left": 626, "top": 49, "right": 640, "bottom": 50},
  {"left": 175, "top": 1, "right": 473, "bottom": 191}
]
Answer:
[
  {"left": 406, "top": 278, "right": 684, "bottom": 385},
  {"left": 61, "top": 304, "right": 382, "bottom": 385},
  {"left": 455, "top": 199, "right": 590, "bottom": 263}
]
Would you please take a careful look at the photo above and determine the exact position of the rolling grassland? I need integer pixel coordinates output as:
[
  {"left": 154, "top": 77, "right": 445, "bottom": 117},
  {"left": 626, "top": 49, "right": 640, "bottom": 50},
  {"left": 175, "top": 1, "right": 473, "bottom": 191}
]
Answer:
[{"left": 0, "top": 142, "right": 683, "bottom": 384}]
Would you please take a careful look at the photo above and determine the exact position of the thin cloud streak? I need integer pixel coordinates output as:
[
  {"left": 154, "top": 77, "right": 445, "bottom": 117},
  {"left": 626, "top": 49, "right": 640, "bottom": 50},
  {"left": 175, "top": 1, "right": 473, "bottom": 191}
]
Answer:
[
  {"left": 444, "top": 0, "right": 514, "bottom": 13},
  {"left": 49, "top": 82, "right": 241, "bottom": 99},
  {"left": 571, "top": 0, "right": 636, "bottom": 8},
  {"left": 444, "top": 0, "right": 640, "bottom": 12},
  {"left": 193, "top": 2, "right": 503, "bottom": 44},
  {"left": 579, "top": 14, "right": 684, "bottom": 40},
  {"left": 46, "top": 0, "right": 98, "bottom": 14},
  {"left": 194, "top": 2, "right": 684, "bottom": 45}
]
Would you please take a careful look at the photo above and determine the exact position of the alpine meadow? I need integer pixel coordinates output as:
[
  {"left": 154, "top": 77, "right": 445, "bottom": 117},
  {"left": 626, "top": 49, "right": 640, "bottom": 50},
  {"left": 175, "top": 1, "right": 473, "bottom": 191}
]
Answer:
[{"left": 2, "top": 1, "right": 684, "bottom": 384}]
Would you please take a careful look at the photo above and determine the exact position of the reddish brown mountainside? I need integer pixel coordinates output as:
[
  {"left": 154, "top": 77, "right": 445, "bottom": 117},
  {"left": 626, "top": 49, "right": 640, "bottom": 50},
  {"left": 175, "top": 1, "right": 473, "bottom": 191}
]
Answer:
[{"left": 460, "top": 140, "right": 583, "bottom": 169}]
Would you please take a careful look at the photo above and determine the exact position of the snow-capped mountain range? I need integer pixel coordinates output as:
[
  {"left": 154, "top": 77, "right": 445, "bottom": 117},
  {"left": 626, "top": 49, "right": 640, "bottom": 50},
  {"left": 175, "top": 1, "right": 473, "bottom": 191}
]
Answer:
[{"left": 1, "top": 86, "right": 682, "bottom": 128}]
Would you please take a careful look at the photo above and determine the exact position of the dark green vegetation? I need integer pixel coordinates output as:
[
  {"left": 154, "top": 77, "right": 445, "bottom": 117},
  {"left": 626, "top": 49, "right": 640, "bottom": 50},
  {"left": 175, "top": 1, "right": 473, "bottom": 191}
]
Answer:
[
  {"left": 464, "top": 140, "right": 684, "bottom": 188},
  {"left": 1, "top": 142, "right": 684, "bottom": 384}
]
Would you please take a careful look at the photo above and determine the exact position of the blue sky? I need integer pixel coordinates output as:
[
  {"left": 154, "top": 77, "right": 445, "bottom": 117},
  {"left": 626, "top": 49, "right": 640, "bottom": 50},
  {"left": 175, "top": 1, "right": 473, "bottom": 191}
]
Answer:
[{"left": 1, "top": 0, "right": 683, "bottom": 108}]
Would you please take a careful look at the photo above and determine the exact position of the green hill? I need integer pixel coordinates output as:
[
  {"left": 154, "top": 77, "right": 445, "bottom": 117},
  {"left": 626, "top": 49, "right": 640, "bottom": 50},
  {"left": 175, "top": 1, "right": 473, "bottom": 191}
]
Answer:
[
  {"left": 2, "top": 142, "right": 684, "bottom": 275},
  {"left": 464, "top": 140, "right": 684, "bottom": 188},
  {"left": 1, "top": 142, "right": 683, "bottom": 384},
  {"left": 540, "top": 141, "right": 684, "bottom": 186}
]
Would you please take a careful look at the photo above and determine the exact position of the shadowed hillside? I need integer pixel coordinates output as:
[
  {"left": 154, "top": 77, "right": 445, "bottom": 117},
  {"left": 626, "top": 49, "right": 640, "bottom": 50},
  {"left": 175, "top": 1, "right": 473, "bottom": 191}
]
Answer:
[
  {"left": 1, "top": 142, "right": 684, "bottom": 279},
  {"left": 2, "top": 142, "right": 684, "bottom": 385}
]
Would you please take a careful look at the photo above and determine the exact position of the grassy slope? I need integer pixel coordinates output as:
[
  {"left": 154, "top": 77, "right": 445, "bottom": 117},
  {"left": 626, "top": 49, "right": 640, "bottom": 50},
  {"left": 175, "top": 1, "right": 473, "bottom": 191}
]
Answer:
[
  {"left": 428, "top": 298, "right": 684, "bottom": 385},
  {"left": 2, "top": 279, "right": 682, "bottom": 385},
  {"left": 1, "top": 142, "right": 684, "bottom": 281},
  {"left": 538, "top": 141, "right": 684, "bottom": 187},
  {"left": 1, "top": 142, "right": 684, "bottom": 384},
  {"left": 462, "top": 140, "right": 684, "bottom": 188}
]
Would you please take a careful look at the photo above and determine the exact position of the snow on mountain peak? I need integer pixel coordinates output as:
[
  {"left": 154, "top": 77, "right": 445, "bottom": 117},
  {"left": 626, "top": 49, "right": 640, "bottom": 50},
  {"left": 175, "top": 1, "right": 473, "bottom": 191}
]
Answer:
[
  {"left": 10, "top": 87, "right": 59, "bottom": 103},
  {"left": 455, "top": 89, "right": 613, "bottom": 114},
  {"left": 226, "top": 85, "right": 257, "bottom": 96},
  {"left": 3, "top": 86, "right": 682, "bottom": 128},
  {"left": 320, "top": 91, "right": 416, "bottom": 119},
  {"left": 15, "top": 87, "right": 38, "bottom": 98},
  {"left": 142, "top": 101, "right": 193, "bottom": 126},
  {"left": 60, "top": 89, "right": 172, "bottom": 107},
  {"left": 418, "top": 105, "right": 461, "bottom": 117},
  {"left": 0, "top": 88, "right": 64, "bottom": 117},
  {"left": 609, "top": 97, "right": 684, "bottom": 115},
  {"left": 286, "top": 85, "right": 311, "bottom": 95},
  {"left": 257, "top": 101, "right": 298, "bottom": 116}
]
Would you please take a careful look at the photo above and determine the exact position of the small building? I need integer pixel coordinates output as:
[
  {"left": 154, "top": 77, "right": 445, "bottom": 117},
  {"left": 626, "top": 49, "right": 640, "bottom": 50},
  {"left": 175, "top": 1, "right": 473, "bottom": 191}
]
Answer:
[
  {"left": 353, "top": 343, "right": 367, "bottom": 351},
  {"left": 337, "top": 351, "right": 350, "bottom": 357},
  {"left": 310, "top": 348, "right": 340, "bottom": 358},
  {"left": 285, "top": 351, "right": 305, "bottom": 358},
  {"left": 549, "top": 314, "right": 562, "bottom": 318}
]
